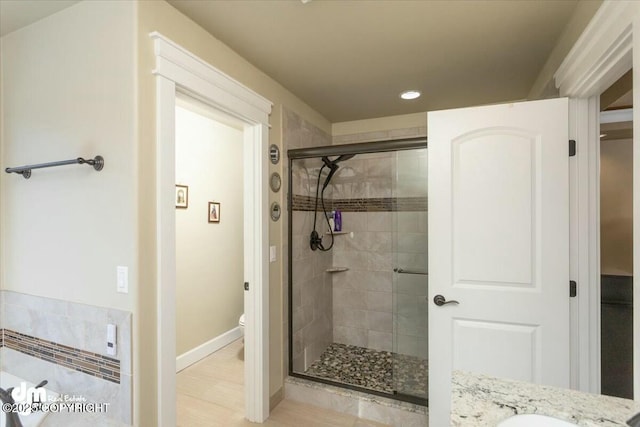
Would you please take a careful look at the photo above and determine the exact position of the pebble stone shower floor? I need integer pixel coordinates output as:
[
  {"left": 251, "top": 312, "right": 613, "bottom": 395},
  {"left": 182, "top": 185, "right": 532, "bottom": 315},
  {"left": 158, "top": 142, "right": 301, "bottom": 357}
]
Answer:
[{"left": 304, "top": 342, "right": 428, "bottom": 399}]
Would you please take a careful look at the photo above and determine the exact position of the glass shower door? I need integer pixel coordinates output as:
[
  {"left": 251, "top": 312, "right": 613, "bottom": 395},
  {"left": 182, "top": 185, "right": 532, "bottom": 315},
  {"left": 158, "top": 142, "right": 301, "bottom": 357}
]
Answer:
[{"left": 392, "top": 147, "right": 429, "bottom": 402}]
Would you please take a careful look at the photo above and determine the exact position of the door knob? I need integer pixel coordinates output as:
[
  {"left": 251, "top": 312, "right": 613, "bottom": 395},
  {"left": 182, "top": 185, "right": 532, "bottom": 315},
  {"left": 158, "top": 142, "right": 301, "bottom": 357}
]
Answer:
[{"left": 433, "top": 294, "right": 459, "bottom": 306}]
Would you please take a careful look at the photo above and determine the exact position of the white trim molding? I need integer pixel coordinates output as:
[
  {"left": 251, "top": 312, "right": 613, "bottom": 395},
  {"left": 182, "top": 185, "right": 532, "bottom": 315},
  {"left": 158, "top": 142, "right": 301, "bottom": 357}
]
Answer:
[
  {"left": 176, "top": 327, "right": 244, "bottom": 373},
  {"left": 152, "top": 32, "right": 273, "bottom": 423},
  {"left": 242, "top": 122, "right": 271, "bottom": 421},
  {"left": 567, "top": 97, "right": 601, "bottom": 394},
  {"left": 152, "top": 32, "right": 271, "bottom": 123},
  {"left": 555, "top": 0, "right": 640, "bottom": 398},
  {"left": 156, "top": 74, "right": 177, "bottom": 425},
  {"left": 555, "top": 1, "right": 635, "bottom": 99}
]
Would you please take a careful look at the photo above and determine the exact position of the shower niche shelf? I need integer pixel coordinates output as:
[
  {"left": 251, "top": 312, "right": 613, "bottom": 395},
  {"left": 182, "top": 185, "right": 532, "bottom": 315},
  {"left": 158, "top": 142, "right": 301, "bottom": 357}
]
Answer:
[
  {"left": 326, "top": 267, "right": 349, "bottom": 273},
  {"left": 325, "top": 230, "right": 353, "bottom": 237}
]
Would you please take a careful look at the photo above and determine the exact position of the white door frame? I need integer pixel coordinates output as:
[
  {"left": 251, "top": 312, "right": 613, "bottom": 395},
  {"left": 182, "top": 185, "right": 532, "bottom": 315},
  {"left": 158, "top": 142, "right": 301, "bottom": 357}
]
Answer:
[
  {"left": 554, "top": 1, "right": 638, "bottom": 396},
  {"left": 152, "top": 33, "right": 273, "bottom": 423}
]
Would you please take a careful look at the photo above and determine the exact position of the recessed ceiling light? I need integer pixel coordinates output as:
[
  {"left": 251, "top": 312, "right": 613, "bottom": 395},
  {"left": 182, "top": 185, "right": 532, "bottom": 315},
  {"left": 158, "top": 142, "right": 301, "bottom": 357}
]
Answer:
[{"left": 400, "top": 90, "right": 421, "bottom": 100}]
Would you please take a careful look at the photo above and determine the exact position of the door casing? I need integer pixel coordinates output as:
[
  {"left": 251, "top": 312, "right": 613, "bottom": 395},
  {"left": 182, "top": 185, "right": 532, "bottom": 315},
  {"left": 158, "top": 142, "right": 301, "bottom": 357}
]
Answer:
[
  {"left": 152, "top": 32, "right": 273, "bottom": 423},
  {"left": 555, "top": 0, "right": 638, "bottom": 397}
]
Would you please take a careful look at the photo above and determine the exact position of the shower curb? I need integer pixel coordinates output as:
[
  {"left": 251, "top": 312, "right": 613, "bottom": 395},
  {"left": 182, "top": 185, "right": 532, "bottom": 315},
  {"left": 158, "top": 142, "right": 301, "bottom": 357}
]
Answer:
[{"left": 284, "top": 376, "right": 427, "bottom": 427}]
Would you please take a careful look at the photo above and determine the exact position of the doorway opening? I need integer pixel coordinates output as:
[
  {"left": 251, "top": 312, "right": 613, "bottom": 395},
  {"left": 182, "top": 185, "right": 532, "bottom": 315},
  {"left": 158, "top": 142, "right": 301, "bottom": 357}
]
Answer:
[
  {"left": 174, "top": 95, "right": 247, "bottom": 421},
  {"left": 152, "top": 33, "right": 272, "bottom": 424},
  {"left": 599, "top": 70, "right": 633, "bottom": 399}
]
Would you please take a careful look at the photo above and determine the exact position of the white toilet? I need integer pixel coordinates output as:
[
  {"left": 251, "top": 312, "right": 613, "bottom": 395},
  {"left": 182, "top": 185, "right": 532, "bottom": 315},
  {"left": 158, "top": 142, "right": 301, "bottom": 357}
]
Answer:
[{"left": 239, "top": 313, "right": 245, "bottom": 335}]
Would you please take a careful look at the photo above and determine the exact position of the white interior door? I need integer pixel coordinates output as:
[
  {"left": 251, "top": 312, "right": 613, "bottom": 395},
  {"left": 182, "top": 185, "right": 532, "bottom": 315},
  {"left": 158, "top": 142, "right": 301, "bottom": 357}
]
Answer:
[{"left": 428, "top": 98, "right": 570, "bottom": 426}]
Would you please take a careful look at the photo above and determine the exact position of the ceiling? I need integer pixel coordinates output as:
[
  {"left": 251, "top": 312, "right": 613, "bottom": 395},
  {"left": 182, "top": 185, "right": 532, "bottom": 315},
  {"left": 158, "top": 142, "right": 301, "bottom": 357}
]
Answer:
[
  {"left": 0, "top": 1, "right": 80, "bottom": 37},
  {"left": 2, "top": 0, "right": 588, "bottom": 123},
  {"left": 167, "top": 0, "right": 582, "bottom": 122}
]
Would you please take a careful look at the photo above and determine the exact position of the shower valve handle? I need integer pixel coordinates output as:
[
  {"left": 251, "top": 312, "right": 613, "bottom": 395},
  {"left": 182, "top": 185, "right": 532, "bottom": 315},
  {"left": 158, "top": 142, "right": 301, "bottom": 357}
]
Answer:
[{"left": 433, "top": 294, "right": 459, "bottom": 306}]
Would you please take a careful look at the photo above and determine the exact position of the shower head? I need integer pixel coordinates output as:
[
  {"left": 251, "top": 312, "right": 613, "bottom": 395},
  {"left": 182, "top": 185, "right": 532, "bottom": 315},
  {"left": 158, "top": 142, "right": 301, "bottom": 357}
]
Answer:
[
  {"left": 320, "top": 154, "right": 356, "bottom": 190},
  {"left": 335, "top": 154, "right": 355, "bottom": 163}
]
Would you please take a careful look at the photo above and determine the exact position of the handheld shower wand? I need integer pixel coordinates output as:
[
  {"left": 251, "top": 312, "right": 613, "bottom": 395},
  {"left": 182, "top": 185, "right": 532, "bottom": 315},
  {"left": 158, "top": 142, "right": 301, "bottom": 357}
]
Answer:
[{"left": 310, "top": 154, "right": 355, "bottom": 251}]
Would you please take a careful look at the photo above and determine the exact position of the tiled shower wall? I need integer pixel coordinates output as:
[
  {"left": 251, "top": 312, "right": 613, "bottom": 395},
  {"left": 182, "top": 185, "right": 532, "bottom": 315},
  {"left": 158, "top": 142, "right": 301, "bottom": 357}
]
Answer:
[
  {"left": 331, "top": 153, "right": 395, "bottom": 352},
  {"left": 394, "top": 150, "right": 429, "bottom": 359},
  {"left": 328, "top": 151, "right": 428, "bottom": 357},
  {"left": 284, "top": 108, "right": 334, "bottom": 372},
  {"left": 330, "top": 129, "right": 428, "bottom": 359},
  {"left": 0, "top": 290, "right": 132, "bottom": 425}
]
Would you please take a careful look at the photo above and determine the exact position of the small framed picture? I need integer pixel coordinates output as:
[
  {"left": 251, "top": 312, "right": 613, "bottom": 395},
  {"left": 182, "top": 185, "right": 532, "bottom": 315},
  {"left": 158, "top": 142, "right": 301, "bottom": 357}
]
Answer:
[
  {"left": 175, "top": 185, "right": 188, "bottom": 208},
  {"left": 208, "top": 202, "right": 221, "bottom": 223}
]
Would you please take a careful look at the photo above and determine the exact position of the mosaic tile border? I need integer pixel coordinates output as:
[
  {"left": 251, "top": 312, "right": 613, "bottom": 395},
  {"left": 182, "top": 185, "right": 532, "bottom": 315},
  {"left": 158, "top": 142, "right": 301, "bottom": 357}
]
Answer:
[
  {"left": 1, "top": 328, "right": 120, "bottom": 384},
  {"left": 291, "top": 195, "right": 427, "bottom": 212}
]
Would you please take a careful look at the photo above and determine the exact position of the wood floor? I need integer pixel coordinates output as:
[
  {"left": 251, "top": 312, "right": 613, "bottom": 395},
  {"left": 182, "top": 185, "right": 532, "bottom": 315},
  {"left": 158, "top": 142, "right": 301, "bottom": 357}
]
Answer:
[{"left": 177, "top": 338, "right": 390, "bottom": 427}]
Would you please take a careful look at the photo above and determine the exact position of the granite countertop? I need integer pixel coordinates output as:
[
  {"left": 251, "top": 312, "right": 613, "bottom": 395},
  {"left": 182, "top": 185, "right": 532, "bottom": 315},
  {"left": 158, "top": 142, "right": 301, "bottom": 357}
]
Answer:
[{"left": 452, "top": 370, "right": 640, "bottom": 426}]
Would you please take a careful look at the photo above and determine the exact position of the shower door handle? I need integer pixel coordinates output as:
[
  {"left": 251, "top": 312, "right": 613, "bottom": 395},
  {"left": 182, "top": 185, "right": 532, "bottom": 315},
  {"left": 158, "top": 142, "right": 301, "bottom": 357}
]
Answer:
[
  {"left": 433, "top": 294, "right": 459, "bottom": 306},
  {"left": 393, "top": 268, "right": 428, "bottom": 275}
]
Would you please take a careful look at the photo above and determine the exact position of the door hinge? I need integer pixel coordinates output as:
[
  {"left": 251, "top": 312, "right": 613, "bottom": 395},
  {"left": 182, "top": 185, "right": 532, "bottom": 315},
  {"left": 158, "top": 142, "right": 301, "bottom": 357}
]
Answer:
[
  {"left": 570, "top": 280, "right": 577, "bottom": 297},
  {"left": 244, "top": 282, "right": 250, "bottom": 291},
  {"left": 569, "top": 139, "right": 576, "bottom": 157}
]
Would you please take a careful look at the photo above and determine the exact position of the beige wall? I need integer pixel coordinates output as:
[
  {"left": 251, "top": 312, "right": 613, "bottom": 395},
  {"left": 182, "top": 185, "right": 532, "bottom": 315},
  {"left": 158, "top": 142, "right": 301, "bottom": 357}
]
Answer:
[
  {"left": 175, "top": 103, "right": 244, "bottom": 356},
  {"left": 0, "top": 2, "right": 137, "bottom": 424},
  {"left": 137, "top": 1, "right": 332, "bottom": 421},
  {"left": 601, "top": 138, "right": 633, "bottom": 276},
  {"left": 0, "top": 0, "right": 136, "bottom": 311}
]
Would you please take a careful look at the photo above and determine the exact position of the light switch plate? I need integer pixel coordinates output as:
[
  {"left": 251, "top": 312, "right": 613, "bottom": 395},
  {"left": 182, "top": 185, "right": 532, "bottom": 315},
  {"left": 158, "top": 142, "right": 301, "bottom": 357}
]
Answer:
[
  {"left": 117, "top": 266, "right": 128, "bottom": 294},
  {"left": 269, "top": 246, "right": 277, "bottom": 262}
]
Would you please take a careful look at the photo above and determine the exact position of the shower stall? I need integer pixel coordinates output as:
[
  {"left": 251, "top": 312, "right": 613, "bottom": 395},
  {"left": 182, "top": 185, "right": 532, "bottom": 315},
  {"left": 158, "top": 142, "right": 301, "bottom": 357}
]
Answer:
[{"left": 287, "top": 138, "right": 428, "bottom": 405}]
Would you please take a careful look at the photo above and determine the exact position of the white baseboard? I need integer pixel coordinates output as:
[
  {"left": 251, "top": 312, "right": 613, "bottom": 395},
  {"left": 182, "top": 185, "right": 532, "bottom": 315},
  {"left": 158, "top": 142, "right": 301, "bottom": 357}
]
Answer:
[{"left": 176, "top": 326, "right": 242, "bottom": 372}]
